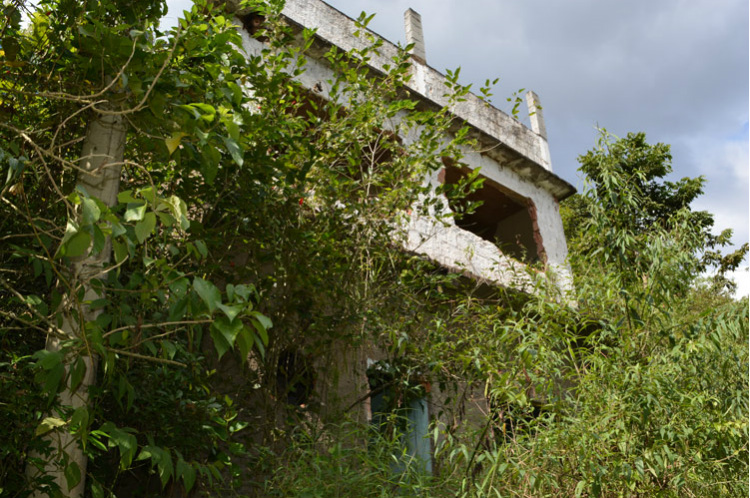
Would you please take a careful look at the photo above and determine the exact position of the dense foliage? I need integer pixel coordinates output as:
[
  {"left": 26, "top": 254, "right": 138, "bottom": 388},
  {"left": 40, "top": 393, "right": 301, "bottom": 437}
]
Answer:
[
  {"left": 258, "top": 133, "right": 749, "bottom": 498},
  {"left": 0, "top": 0, "right": 471, "bottom": 495},
  {"left": 1, "top": 0, "right": 747, "bottom": 497}
]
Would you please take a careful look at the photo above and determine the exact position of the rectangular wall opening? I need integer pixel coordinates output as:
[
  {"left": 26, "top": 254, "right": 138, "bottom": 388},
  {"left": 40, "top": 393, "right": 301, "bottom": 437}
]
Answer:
[{"left": 441, "top": 165, "right": 545, "bottom": 264}]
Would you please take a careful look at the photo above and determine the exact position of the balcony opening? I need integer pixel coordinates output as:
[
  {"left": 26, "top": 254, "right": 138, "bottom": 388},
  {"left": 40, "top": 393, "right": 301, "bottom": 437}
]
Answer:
[{"left": 440, "top": 164, "right": 545, "bottom": 264}]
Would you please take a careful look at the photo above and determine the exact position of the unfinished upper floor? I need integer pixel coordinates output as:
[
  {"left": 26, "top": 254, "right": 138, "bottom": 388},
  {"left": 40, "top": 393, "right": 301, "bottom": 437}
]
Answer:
[{"left": 236, "top": 0, "right": 576, "bottom": 296}]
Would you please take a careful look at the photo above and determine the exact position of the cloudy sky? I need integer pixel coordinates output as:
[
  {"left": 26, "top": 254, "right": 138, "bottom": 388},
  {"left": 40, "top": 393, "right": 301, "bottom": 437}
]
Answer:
[{"left": 165, "top": 0, "right": 749, "bottom": 294}]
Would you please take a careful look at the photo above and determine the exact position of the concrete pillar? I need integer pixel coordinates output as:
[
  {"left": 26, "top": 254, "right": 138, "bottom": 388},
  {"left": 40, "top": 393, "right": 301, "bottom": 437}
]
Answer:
[
  {"left": 526, "top": 90, "right": 552, "bottom": 171},
  {"left": 525, "top": 90, "right": 547, "bottom": 140},
  {"left": 404, "top": 8, "right": 426, "bottom": 64}
]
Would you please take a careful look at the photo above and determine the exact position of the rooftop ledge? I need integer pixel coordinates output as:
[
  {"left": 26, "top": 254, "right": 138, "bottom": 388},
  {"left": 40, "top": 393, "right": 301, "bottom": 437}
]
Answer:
[{"left": 280, "top": 0, "right": 576, "bottom": 202}]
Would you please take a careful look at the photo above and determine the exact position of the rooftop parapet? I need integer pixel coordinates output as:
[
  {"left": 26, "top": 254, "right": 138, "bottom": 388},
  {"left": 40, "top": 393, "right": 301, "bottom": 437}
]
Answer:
[{"left": 280, "top": 0, "right": 574, "bottom": 202}]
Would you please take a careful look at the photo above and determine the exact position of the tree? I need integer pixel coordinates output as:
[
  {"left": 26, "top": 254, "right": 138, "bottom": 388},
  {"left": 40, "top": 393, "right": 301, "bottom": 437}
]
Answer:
[
  {"left": 1, "top": 0, "right": 472, "bottom": 495},
  {"left": 563, "top": 130, "right": 748, "bottom": 293},
  {"left": 2, "top": 1, "right": 276, "bottom": 494},
  {"left": 436, "top": 130, "right": 749, "bottom": 497},
  {"left": 262, "top": 130, "right": 748, "bottom": 498}
]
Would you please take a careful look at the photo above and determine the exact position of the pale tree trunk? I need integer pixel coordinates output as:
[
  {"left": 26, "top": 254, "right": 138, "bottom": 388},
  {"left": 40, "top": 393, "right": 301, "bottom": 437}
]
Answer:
[{"left": 27, "top": 111, "right": 127, "bottom": 498}]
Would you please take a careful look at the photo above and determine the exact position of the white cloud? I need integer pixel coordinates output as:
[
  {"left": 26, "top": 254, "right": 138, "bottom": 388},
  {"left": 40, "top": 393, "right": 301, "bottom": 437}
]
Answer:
[
  {"left": 687, "top": 131, "right": 749, "bottom": 248},
  {"left": 730, "top": 265, "right": 750, "bottom": 299}
]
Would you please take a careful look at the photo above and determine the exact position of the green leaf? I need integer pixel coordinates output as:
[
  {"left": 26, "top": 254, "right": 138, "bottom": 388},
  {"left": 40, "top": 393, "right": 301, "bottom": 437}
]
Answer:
[
  {"left": 110, "top": 218, "right": 126, "bottom": 237},
  {"left": 250, "top": 311, "right": 272, "bottom": 345},
  {"left": 169, "top": 295, "right": 188, "bottom": 321},
  {"left": 140, "top": 186, "right": 157, "bottom": 205},
  {"left": 222, "top": 115, "right": 240, "bottom": 141},
  {"left": 24, "top": 294, "right": 47, "bottom": 316},
  {"left": 157, "top": 211, "right": 175, "bottom": 227},
  {"left": 64, "top": 461, "right": 81, "bottom": 491},
  {"left": 43, "top": 363, "right": 65, "bottom": 394},
  {"left": 161, "top": 340, "right": 177, "bottom": 360},
  {"left": 252, "top": 331, "right": 266, "bottom": 358},
  {"left": 135, "top": 212, "right": 157, "bottom": 243},
  {"left": 210, "top": 326, "right": 232, "bottom": 360},
  {"left": 70, "top": 406, "right": 89, "bottom": 430},
  {"left": 165, "top": 132, "right": 187, "bottom": 155},
  {"left": 112, "top": 429, "right": 137, "bottom": 469},
  {"left": 217, "top": 303, "right": 245, "bottom": 322},
  {"left": 193, "top": 277, "right": 221, "bottom": 313},
  {"left": 236, "top": 325, "right": 254, "bottom": 360},
  {"left": 2, "top": 35, "right": 20, "bottom": 61},
  {"left": 113, "top": 239, "right": 128, "bottom": 264},
  {"left": 36, "top": 417, "right": 67, "bottom": 436},
  {"left": 91, "top": 224, "right": 106, "bottom": 254},
  {"left": 211, "top": 316, "right": 243, "bottom": 359},
  {"left": 250, "top": 311, "right": 272, "bottom": 332},
  {"left": 81, "top": 197, "right": 101, "bottom": 224},
  {"left": 117, "top": 190, "right": 138, "bottom": 204},
  {"left": 69, "top": 357, "right": 87, "bottom": 393},
  {"left": 194, "top": 240, "right": 208, "bottom": 258},
  {"left": 222, "top": 136, "right": 244, "bottom": 166},
  {"left": 176, "top": 458, "right": 196, "bottom": 493},
  {"left": 124, "top": 202, "right": 147, "bottom": 222},
  {"left": 91, "top": 482, "right": 105, "bottom": 498},
  {"left": 65, "top": 230, "right": 92, "bottom": 258},
  {"left": 34, "top": 349, "right": 63, "bottom": 370},
  {"left": 233, "top": 284, "right": 253, "bottom": 301},
  {"left": 32, "top": 258, "right": 42, "bottom": 277},
  {"left": 165, "top": 195, "right": 189, "bottom": 230},
  {"left": 158, "top": 449, "right": 174, "bottom": 488},
  {"left": 200, "top": 145, "right": 220, "bottom": 185}
]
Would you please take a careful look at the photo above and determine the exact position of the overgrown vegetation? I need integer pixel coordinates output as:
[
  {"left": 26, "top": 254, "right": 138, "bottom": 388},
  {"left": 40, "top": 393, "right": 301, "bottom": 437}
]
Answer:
[{"left": 1, "top": 0, "right": 747, "bottom": 497}]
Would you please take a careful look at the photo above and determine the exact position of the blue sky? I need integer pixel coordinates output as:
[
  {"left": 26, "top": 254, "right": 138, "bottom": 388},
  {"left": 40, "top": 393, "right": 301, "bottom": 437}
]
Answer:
[{"left": 165, "top": 0, "right": 749, "bottom": 295}]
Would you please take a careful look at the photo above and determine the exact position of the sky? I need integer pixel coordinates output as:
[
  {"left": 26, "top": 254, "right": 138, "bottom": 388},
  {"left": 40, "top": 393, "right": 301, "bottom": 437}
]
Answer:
[{"left": 164, "top": 0, "right": 750, "bottom": 296}]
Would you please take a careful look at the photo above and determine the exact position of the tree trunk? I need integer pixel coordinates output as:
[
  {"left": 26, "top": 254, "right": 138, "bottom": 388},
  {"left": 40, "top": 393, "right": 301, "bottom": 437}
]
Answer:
[{"left": 27, "top": 111, "right": 127, "bottom": 498}]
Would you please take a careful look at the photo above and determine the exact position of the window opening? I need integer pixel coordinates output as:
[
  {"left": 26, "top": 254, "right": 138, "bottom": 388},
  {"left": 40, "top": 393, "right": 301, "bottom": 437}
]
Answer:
[{"left": 440, "top": 165, "right": 545, "bottom": 263}]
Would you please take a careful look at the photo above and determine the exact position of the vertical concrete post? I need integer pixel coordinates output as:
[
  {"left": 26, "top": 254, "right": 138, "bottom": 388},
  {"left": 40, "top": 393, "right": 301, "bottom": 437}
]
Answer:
[
  {"left": 404, "top": 8, "right": 426, "bottom": 64},
  {"left": 526, "top": 90, "right": 552, "bottom": 171},
  {"left": 525, "top": 90, "right": 547, "bottom": 140}
]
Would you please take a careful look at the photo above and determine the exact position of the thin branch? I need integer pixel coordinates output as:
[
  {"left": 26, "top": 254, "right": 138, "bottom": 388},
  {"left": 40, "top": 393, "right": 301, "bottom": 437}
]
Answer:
[
  {"left": 6, "top": 37, "right": 139, "bottom": 106},
  {"left": 106, "top": 348, "right": 187, "bottom": 367},
  {"left": 0, "top": 310, "right": 56, "bottom": 337},
  {"left": 102, "top": 319, "right": 212, "bottom": 339},
  {"left": 0, "top": 275, "right": 67, "bottom": 339},
  {"left": 94, "top": 28, "right": 183, "bottom": 117}
]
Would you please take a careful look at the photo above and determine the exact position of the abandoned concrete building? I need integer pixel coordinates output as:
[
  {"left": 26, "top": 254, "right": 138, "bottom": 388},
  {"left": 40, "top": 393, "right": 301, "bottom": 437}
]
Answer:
[{"left": 235, "top": 0, "right": 577, "bottom": 472}]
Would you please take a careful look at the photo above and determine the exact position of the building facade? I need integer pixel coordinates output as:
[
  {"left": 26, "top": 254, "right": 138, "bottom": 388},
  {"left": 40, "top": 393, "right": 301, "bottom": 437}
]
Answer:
[{"left": 235, "top": 0, "right": 576, "bottom": 471}]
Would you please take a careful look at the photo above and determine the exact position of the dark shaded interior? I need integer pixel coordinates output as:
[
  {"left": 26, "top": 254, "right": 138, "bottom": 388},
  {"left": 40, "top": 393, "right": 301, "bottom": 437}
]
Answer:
[{"left": 442, "top": 166, "right": 541, "bottom": 263}]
